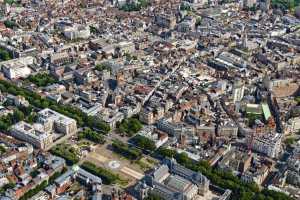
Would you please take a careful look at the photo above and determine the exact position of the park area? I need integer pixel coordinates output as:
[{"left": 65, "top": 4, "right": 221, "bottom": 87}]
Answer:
[{"left": 82, "top": 142, "right": 158, "bottom": 187}]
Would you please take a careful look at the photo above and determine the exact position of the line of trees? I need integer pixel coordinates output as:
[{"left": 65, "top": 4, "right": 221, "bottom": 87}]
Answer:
[
  {"left": 4, "top": 0, "right": 17, "bottom": 5},
  {"left": 4, "top": 20, "right": 18, "bottom": 29},
  {"left": 78, "top": 128, "right": 106, "bottom": 144},
  {"left": 19, "top": 168, "right": 65, "bottom": 200},
  {"left": 81, "top": 161, "right": 121, "bottom": 184},
  {"left": 27, "top": 73, "right": 57, "bottom": 87},
  {"left": 144, "top": 194, "right": 165, "bottom": 200},
  {"left": 131, "top": 135, "right": 156, "bottom": 152},
  {"left": 19, "top": 180, "right": 48, "bottom": 200},
  {"left": 0, "top": 183, "right": 15, "bottom": 194},
  {"left": 271, "top": 0, "right": 299, "bottom": 11},
  {"left": 156, "top": 147, "right": 293, "bottom": 200},
  {"left": 120, "top": 0, "right": 149, "bottom": 12},
  {"left": 111, "top": 139, "right": 142, "bottom": 160},
  {"left": 0, "top": 80, "right": 110, "bottom": 133}
]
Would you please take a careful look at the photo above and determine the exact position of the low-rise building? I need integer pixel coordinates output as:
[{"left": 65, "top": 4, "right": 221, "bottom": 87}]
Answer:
[
  {"left": 218, "top": 149, "right": 252, "bottom": 175},
  {"left": 137, "top": 126, "right": 168, "bottom": 148}
]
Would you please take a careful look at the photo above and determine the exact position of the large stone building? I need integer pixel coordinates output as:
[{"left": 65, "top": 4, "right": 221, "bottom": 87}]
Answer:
[
  {"left": 11, "top": 121, "right": 54, "bottom": 150},
  {"left": 135, "top": 158, "right": 211, "bottom": 200},
  {"left": 157, "top": 118, "right": 194, "bottom": 137},
  {"left": 37, "top": 108, "right": 77, "bottom": 135},
  {"left": 10, "top": 108, "right": 77, "bottom": 149}
]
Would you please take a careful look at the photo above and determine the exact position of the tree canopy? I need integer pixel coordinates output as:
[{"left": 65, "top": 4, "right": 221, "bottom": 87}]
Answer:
[
  {"left": 28, "top": 73, "right": 57, "bottom": 87},
  {"left": 156, "top": 147, "right": 292, "bottom": 200}
]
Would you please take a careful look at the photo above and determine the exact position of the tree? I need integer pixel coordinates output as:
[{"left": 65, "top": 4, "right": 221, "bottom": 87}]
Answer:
[
  {"left": 112, "top": 140, "right": 142, "bottom": 160},
  {"left": 7, "top": 87, "right": 17, "bottom": 95},
  {"left": 30, "top": 170, "right": 39, "bottom": 178},
  {"left": 0, "top": 121, "right": 9, "bottom": 131},
  {"left": 90, "top": 26, "right": 98, "bottom": 34},
  {"left": 87, "top": 116, "right": 110, "bottom": 134},
  {"left": 78, "top": 128, "right": 106, "bottom": 144},
  {"left": 175, "top": 152, "right": 190, "bottom": 164},
  {"left": 4, "top": 20, "right": 17, "bottom": 29},
  {"left": 157, "top": 147, "right": 176, "bottom": 158},
  {"left": 288, "top": 0, "right": 295, "bottom": 10},
  {"left": 145, "top": 194, "right": 165, "bottom": 200},
  {"left": 117, "top": 117, "right": 142, "bottom": 137},
  {"left": 120, "top": 0, "right": 149, "bottom": 11},
  {"left": 196, "top": 17, "right": 202, "bottom": 27},
  {"left": 26, "top": 112, "right": 38, "bottom": 124},
  {"left": 0, "top": 49, "right": 12, "bottom": 61},
  {"left": 156, "top": 147, "right": 292, "bottom": 200},
  {"left": 284, "top": 137, "right": 296, "bottom": 147},
  {"left": 262, "top": 188, "right": 293, "bottom": 200},
  {"left": 295, "top": 96, "right": 300, "bottom": 104},
  {"left": 18, "top": 105, "right": 33, "bottom": 116},
  {"left": 180, "top": 2, "right": 191, "bottom": 11},
  {"left": 13, "top": 109, "right": 25, "bottom": 123},
  {"left": 132, "top": 135, "right": 156, "bottom": 152},
  {"left": 94, "top": 63, "right": 111, "bottom": 72},
  {"left": 81, "top": 162, "right": 121, "bottom": 184},
  {"left": 28, "top": 73, "right": 57, "bottom": 87},
  {"left": 4, "top": 0, "right": 16, "bottom": 5},
  {"left": 50, "top": 144, "right": 79, "bottom": 165}
]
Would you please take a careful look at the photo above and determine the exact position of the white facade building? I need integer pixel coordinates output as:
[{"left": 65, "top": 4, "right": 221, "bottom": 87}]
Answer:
[
  {"left": 232, "top": 80, "right": 245, "bottom": 103},
  {"left": 37, "top": 108, "right": 77, "bottom": 135},
  {"left": 63, "top": 24, "right": 90, "bottom": 40},
  {"left": 10, "top": 109, "right": 77, "bottom": 150},
  {"left": 285, "top": 117, "right": 300, "bottom": 134},
  {"left": 1, "top": 56, "right": 34, "bottom": 79},
  {"left": 248, "top": 133, "right": 282, "bottom": 158}
]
